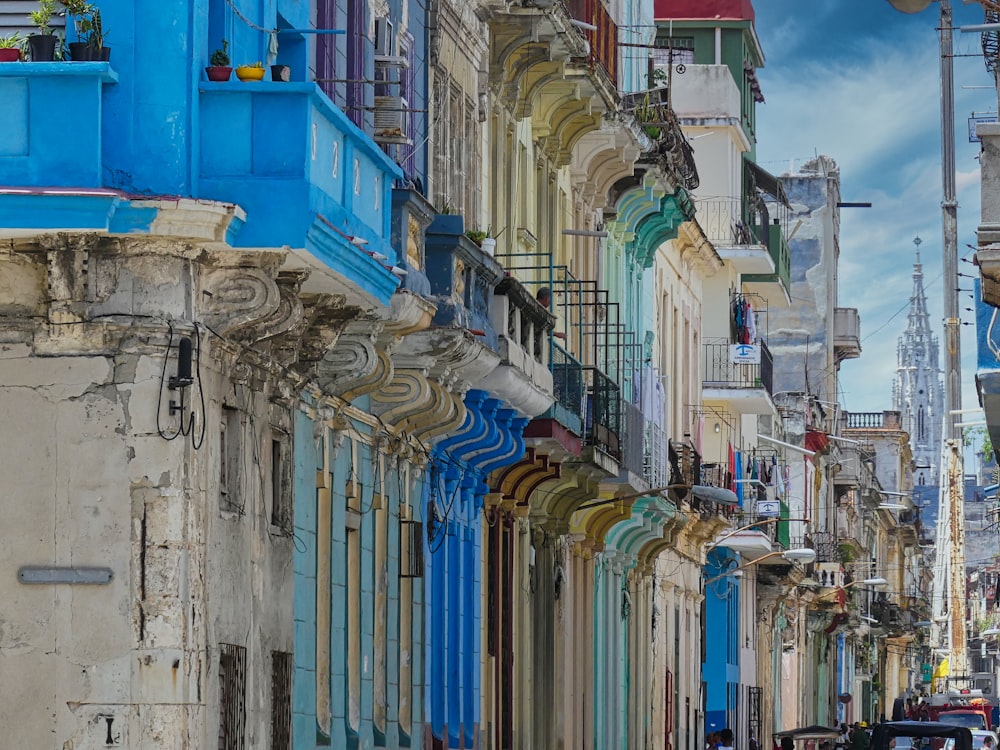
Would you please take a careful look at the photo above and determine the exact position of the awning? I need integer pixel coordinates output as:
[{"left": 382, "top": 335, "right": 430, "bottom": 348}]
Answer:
[
  {"left": 691, "top": 485, "right": 739, "bottom": 506},
  {"left": 804, "top": 428, "right": 830, "bottom": 453},
  {"left": 744, "top": 155, "right": 790, "bottom": 207}
]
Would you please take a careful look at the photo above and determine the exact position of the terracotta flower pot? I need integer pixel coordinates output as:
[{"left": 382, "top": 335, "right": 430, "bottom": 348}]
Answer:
[{"left": 205, "top": 65, "right": 232, "bottom": 82}]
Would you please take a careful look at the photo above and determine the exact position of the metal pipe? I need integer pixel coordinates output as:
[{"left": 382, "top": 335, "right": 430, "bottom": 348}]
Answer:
[{"left": 757, "top": 434, "right": 816, "bottom": 456}]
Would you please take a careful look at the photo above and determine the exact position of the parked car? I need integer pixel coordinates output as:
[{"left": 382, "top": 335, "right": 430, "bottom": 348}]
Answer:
[{"left": 942, "top": 730, "right": 998, "bottom": 750}]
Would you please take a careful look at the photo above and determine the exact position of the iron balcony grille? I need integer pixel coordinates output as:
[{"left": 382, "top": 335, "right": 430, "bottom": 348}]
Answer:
[
  {"left": 644, "top": 422, "right": 670, "bottom": 488},
  {"left": 702, "top": 339, "right": 773, "bottom": 396},
  {"left": 620, "top": 400, "right": 646, "bottom": 477},
  {"left": 547, "top": 342, "right": 584, "bottom": 434},
  {"left": 584, "top": 366, "right": 622, "bottom": 460}
]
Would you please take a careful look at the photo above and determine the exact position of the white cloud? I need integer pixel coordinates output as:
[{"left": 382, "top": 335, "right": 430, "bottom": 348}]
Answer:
[{"left": 755, "top": 20, "right": 989, "bottom": 414}]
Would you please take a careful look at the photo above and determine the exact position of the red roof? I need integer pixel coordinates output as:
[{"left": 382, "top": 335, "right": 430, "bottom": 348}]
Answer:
[{"left": 654, "top": 0, "right": 755, "bottom": 22}]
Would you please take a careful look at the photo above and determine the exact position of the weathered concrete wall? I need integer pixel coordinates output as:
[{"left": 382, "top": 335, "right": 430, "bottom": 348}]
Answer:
[
  {"left": 0, "top": 233, "right": 295, "bottom": 748},
  {"left": 769, "top": 159, "right": 841, "bottom": 402}
]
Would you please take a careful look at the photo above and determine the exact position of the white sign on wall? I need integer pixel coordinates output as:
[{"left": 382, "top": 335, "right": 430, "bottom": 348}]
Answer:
[
  {"left": 730, "top": 343, "right": 760, "bottom": 364},
  {"left": 756, "top": 499, "right": 780, "bottom": 516}
]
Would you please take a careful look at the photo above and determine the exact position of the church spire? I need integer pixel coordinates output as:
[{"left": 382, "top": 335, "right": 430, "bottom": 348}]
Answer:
[{"left": 893, "top": 235, "right": 943, "bottom": 487}]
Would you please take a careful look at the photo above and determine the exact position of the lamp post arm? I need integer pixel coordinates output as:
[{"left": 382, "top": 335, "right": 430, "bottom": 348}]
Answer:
[{"left": 703, "top": 550, "right": 784, "bottom": 586}]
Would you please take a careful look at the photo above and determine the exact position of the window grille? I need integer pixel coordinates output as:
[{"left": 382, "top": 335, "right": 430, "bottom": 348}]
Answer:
[
  {"left": 270, "top": 429, "right": 292, "bottom": 530},
  {"left": 400, "top": 520, "right": 424, "bottom": 578},
  {"left": 271, "top": 651, "right": 293, "bottom": 750},
  {"left": 218, "top": 643, "right": 246, "bottom": 750}
]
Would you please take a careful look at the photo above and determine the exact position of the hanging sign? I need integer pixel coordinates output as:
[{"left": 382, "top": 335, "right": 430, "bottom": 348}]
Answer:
[
  {"left": 730, "top": 343, "right": 760, "bottom": 364},
  {"left": 756, "top": 499, "right": 780, "bottom": 516}
]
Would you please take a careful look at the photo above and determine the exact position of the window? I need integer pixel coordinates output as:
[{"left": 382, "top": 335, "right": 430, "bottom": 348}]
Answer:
[
  {"left": 430, "top": 67, "right": 480, "bottom": 216},
  {"left": 269, "top": 430, "right": 292, "bottom": 530},
  {"left": 271, "top": 651, "right": 293, "bottom": 750},
  {"left": 218, "top": 643, "right": 247, "bottom": 750},
  {"left": 220, "top": 406, "right": 242, "bottom": 513}
]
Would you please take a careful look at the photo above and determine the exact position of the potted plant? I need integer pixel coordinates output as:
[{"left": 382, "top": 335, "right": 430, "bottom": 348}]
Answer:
[
  {"left": 465, "top": 229, "right": 488, "bottom": 245},
  {"left": 58, "top": 0, "right": 94, "bottom": 60},
  {"left": 235, "top": 60, "right": 265, "bottom": 81},
  {"left": 271, "top": 63, "right": 290, "bottom": 82},
  {"left": 466, "top": 226, "right": 504, "bottom": 256},
  {"left": 28, "top": 0, "right": 58, "bottom": 61},
  {"left": 87, "top": 6, "right": 108, "bottom": 60},
  {"left": 205, "top": 39, "right": 231, "bottom": 81},
  {"left": 0, "top": 33, "right": 24, "bottom": 62}
]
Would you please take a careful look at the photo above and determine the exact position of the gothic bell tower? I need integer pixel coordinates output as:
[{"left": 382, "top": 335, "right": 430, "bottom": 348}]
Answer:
[{"left": 892, "top": 237, "right": 943, "bottom": 486}]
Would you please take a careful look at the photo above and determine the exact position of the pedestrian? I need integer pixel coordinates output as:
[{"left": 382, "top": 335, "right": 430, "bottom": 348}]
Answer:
[
  {"left": 851, "top": 723, "right": 871, "bottom": 750},
  {"left": 720, "top": 728, "right": 735, "bottom": 750},
  {"left": 781, "top": 736, "right": 795, "bottom": 750}
]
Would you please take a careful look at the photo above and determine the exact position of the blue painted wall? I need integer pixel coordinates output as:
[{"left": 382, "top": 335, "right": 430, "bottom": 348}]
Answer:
[{"left": 703, "top": 548, "right": 740, "bottom": 734}]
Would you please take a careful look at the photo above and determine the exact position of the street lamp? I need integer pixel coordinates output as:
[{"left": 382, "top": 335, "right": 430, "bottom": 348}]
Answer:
[
  {"left": 887, "top": 0, "right": 962, "bottom": 440},
  {"left": 704, "top": 547, "right": 817, "bottom": 586}
]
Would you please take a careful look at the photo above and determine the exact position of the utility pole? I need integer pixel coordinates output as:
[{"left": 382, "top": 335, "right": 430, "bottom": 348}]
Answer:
[{"left": 939, "top": 0, "right": 963, "bottom": 442}]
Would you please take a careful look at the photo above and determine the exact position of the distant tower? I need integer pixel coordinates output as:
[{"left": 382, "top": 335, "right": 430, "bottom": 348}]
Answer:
[{"left": 892, "top": 237, "right": 943, "bottom": 486}]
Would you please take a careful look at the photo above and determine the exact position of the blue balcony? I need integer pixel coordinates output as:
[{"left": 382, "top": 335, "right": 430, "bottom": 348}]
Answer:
[
  {"left": 0, "top": 62, "right": 117, "bottom": 187},
  {"left": 198, "top": 81, "right": 402, "bottom": 304},
  {"left": 422, "top": 215, "right": 503, "bottom": 347}
]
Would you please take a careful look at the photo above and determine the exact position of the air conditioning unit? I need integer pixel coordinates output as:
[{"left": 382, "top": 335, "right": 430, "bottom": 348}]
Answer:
[
  {"left": 374, "top": 17, "right": 393, "bottom": 56},
  {"left": 373, "top": 95, "right": 411, "bottom": 144}
]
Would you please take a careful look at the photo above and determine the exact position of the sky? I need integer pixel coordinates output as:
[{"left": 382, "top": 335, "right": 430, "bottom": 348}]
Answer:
[{"left": 751, "top": 0, "right": 996, "bottom": 421}]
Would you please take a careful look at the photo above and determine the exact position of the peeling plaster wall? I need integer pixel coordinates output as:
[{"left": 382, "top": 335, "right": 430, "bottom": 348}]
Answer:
[
  {"left": 0, "top": 236, "right": 295, "bottom": 748},
  {"left": 769, "top": 161, "right": 842, "bottom": 402}
]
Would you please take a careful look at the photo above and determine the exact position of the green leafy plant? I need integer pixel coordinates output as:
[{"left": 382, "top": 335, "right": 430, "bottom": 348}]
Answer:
[
  {"left": 965, "top": 425, "right": 994, "bottom": 463},
  {"left": 57, "top": 0, "right": 96, "bottom": 45},
  {"left": 209, "top": 39, "right": 230, "bottom": 67},
  {"left": 29, "top": 0, "right": 58, "bottom": 35},
  {"left": 238, "top": 60, "right": 264, "bottom": 70},
  {"left": 465, "top": 229, "right": 487, "bottom": 244},
  {"left": 87, "top": 6, "right": 103, "bottom": 49},
  {"left": 0, "top": 32, "right": 24, "bottom": 49}
]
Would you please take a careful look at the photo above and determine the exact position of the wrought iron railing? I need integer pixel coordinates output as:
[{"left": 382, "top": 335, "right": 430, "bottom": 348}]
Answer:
[
  {"left": 695, "top": 198, "right": 767, "bottom": 248},
  {"left": 644, "top": 422, "right": 670, "bottom": 488},
  {"left": 620, "top": 400, "right": 646, "bottom": 477},
  {"left": 549, "top": 342, "right": 585, "bottom": 435},
  {"left": 585, "top": 366, "right": 622, "bottom": 460},
  {"left": 702, "top": 339, "right": 774, "bottom": 396}
]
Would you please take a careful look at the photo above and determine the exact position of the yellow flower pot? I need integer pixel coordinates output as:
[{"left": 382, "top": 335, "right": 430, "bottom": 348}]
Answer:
[{"left": 235, "top": 66, "right": 265, "bottom": 81}]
